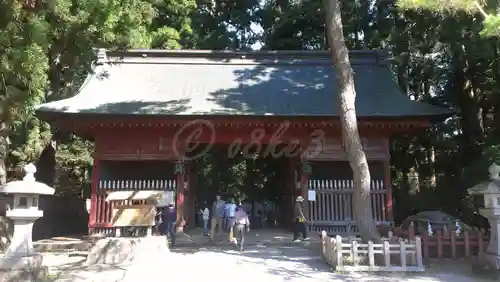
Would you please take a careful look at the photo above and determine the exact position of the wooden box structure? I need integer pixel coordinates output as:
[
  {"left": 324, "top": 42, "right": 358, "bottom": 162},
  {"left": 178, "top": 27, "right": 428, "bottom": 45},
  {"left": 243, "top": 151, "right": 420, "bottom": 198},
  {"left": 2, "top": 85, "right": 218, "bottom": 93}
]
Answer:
[
  {"left": 106, "top": 190, "right": 162, "bottom": 236},
  {"left": 36, "top": 49, "right": 450, "bottom": 236}
]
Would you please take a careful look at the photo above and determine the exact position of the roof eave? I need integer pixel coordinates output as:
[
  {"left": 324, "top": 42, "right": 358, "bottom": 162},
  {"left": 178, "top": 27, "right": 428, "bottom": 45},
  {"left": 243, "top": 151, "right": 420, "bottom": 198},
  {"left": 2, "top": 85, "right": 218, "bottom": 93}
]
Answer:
[
  {"left": 106, "top": 49, "right": 388, "bottom": 64},
  {"left": 35, "top": 109, "right": 452, "bottom": 121}
]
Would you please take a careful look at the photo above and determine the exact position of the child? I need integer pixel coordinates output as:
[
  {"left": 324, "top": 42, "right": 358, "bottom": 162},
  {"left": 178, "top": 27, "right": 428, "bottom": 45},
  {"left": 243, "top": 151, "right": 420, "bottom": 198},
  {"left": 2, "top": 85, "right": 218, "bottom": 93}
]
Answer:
[
  {"left": 202, "top": 206, "right": 210, "bottom": 235},
  {"left": 233, "top": 206, "right": 250, "bottom": 251}
]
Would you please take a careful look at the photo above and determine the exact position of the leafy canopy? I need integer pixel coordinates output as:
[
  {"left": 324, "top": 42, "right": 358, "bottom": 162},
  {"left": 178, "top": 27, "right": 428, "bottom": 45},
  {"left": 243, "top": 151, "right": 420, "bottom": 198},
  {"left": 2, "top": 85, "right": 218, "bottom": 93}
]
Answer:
[{"left": 397, "top": 0, "right": 500, "bottom": 37}]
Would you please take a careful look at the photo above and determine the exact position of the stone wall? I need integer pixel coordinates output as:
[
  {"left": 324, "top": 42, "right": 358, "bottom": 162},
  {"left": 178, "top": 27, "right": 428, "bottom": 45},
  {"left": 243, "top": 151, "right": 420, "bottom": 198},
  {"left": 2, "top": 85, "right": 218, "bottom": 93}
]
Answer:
[{"left": 0, "top": 195, "right": 88, "bottom": 250}]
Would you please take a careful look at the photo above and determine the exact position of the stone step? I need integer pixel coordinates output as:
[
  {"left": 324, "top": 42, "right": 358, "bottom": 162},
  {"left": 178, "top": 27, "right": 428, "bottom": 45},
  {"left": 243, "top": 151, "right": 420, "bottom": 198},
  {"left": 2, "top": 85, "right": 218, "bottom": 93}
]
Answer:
[
  {"left": 32, "top": 238, "right": 320, "bottom": 253},
  {"left": 34, "top": 241, "right": 92, "bottom": 253},
  {"left": 33, "top": 236, "right": 101, "bottom": 253}
]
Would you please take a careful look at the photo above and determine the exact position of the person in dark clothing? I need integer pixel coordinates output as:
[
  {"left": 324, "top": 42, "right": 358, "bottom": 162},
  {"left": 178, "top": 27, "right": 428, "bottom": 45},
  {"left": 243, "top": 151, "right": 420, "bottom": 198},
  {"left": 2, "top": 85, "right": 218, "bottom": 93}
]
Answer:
[
  {"left": 210, "top": 195, "right": 225, "bottom": 242},
  {"left": 156, "top": 207, "right": 165, "bottom": 235},
  {"left": 293, "top": 196, "right": 309, "bottom": 242},
  {"left": 163, "top": 204, "right": 177, "bottom": 247}
]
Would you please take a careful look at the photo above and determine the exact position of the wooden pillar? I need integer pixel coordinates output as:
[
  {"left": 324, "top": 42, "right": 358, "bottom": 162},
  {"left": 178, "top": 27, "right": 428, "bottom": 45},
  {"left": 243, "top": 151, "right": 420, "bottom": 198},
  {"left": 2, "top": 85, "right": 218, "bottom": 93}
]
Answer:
[
  {"left": 300, "top": 160, "right": 311, "bottom": 221},
  {"left": 382, "top": 138, "right": 393, "bottom": 222},
  {"left": 383, "top": 160, "right": 393, "bottom": 222},
  {"left": 89, "top": 156, "right": 100, "bottom": 233},
  {"left": 288, "top": 157, "right": 299, "bottom": 228},
  {"left": 175, "top": 160, "right": 186, "bottom": 232},
  {"left": 185, "top": 161, "right": 196, "bottom": 229},
  {"left": 295, "top": 137, "right": 312, "bottom": 222}
]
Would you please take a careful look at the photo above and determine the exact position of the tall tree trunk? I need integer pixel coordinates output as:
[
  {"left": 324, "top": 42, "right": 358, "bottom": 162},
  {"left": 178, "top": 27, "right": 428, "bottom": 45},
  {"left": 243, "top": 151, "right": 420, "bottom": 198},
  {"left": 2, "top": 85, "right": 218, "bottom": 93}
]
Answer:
[
  {"left": 427, "top": 145, "right": 436, "bottom": 188},
  {"left": 324, "top": 0, "right": 381, "bottom": 242},
  {"left": 492, "top": 39, "right": 500, "bottom": 137},
  {"left": 0, "top": 122, "right": 9, "bottom": 186},
  {"left": 450, "top": 50, "right": 484, "bottom": 163}
]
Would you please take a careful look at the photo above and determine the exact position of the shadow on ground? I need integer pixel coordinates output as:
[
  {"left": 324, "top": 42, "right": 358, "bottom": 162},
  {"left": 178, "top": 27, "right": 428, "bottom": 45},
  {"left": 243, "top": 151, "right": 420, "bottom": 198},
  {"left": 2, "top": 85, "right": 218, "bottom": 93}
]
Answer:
[
  {"left": 170, "top": 244, "right": 487, "bottom": 282},
  {"left": 45, "top": 253, "right": 128, "bottom": 282}
]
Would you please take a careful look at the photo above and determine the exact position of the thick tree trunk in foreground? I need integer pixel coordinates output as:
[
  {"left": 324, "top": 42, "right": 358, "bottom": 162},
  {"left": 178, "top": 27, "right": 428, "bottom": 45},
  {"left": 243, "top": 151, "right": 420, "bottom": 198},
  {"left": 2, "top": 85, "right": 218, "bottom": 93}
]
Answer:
[
  {"left": 324, "top": 0, "right": 381, "bottom": 242},
  {"left": 0, "top": 122, "right": 9, "bottom": 186}
]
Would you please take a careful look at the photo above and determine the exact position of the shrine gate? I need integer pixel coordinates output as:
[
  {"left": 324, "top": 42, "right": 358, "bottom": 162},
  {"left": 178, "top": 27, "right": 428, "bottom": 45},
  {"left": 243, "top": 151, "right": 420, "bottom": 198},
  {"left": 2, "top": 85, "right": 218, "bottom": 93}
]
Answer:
[{"left": 36, "top": 49, "right": 448, "bottom": 235}]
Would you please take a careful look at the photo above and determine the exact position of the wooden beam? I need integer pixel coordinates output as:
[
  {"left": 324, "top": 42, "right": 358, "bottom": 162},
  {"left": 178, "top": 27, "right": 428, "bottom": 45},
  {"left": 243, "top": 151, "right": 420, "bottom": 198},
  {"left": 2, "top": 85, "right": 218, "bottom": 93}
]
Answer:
[{"left": 53, "top": 116, "right": 431, "bottom": 136}]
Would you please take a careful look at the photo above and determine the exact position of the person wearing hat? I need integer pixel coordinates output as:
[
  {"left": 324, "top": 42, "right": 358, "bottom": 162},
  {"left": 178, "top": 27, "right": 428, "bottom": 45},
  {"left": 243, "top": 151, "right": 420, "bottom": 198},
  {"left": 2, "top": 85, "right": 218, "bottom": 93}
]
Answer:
[{"left": 293, "top": 196, "right": 309, "bottom": 242}]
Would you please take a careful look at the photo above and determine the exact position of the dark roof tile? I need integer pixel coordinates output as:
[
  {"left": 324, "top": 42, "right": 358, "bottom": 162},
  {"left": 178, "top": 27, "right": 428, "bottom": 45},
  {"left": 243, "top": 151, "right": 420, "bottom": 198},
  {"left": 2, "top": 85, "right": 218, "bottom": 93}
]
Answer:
[{"left": 36, "top": 50, "right": 450, "bottom": 118}]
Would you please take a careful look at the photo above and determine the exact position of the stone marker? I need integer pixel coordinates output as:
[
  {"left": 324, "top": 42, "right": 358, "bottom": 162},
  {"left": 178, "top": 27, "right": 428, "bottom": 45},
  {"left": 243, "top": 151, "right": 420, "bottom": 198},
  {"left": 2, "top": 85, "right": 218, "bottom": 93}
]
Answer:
[{"left": 0, "top": 164, "right": 55, "bottom": 281}]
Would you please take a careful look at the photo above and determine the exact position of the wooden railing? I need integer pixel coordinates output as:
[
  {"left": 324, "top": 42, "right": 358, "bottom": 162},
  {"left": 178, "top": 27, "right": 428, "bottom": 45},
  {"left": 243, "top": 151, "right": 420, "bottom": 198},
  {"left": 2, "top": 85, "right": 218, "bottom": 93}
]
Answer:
[
  {"left": 321, "top": 231, "right": 424, "bottom": 272},
  {"left": 392, "top": 225, "right": 489, "bottom": 260},
  {"left": 92, "top": 179, "right": 176, "bottom": 230},
  {"left": 308, "top": 179, "right": 388, "bottom": 230},
  {"left": 98, "top": 180, "right": 177, "bottom": 191}
]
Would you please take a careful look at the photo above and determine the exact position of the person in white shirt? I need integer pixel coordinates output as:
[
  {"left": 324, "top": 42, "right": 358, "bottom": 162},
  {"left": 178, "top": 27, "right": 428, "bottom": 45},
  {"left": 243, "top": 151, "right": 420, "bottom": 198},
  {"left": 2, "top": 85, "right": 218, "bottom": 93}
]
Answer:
[
  {"left": 233, "top": 205, "right": 250, "bottom": 251},
  {"left": 202, "top": 206, "right": 210, "bottom": 235}
]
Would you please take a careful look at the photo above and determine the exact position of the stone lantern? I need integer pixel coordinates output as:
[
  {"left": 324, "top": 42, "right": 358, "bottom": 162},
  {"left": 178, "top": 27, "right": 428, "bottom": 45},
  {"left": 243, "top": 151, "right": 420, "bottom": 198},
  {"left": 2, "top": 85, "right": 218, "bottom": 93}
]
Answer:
[
  {"left": 468, "top": 163, "right": 500, "bottom": 270},
  {"left": 0, "top": 163, "right": 54, "bottom": 279}
]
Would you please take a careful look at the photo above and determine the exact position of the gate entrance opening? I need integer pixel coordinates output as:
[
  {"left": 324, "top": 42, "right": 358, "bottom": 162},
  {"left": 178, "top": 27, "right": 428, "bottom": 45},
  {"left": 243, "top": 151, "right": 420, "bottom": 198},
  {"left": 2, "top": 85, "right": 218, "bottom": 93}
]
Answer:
[{"left": 189, "top": 144, "right": 297, "bottom": 229}]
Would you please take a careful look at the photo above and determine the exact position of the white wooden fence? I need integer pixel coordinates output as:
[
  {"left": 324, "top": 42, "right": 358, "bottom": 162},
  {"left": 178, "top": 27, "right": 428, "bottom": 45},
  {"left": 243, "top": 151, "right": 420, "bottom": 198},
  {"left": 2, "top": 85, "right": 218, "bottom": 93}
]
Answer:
[
  {"left": 321, "top": 231, "right": 424, "bottom": 272},
  {"left": 308, "top": 180, "right": 388, "bottom": 232}
]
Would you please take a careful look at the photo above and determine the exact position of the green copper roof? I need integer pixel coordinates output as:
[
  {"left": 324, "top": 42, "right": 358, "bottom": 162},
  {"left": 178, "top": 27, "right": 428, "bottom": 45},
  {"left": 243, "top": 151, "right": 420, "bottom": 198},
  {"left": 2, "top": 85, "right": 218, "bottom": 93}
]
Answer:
[{"left": 36, "top": 49, "right": 449, "bottom": 118}]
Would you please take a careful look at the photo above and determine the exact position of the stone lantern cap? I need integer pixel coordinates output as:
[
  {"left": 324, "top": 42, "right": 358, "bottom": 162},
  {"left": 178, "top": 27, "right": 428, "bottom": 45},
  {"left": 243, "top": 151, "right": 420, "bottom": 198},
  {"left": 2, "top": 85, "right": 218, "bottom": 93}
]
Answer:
[
  {"left": 468, "top": 181, "right": 500, "bottom": 195},
  {"left": 468, "top": 163, "right": 500, "bottom": 195},
  {"left": 0, "top": 163, "right": 54, "bottom": 195}
]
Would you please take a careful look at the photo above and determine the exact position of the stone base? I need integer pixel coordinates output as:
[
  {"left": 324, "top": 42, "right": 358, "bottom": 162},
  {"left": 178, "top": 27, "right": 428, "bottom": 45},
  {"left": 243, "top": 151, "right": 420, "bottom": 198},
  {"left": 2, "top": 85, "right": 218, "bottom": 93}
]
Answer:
[
  {"left": 0, "top": 253, "right": 47, "bottom": 282},
  {"left": 119, "top": 236, "right": 173, "bottom": 282},
  {"left": 86, "top": 236, "right": 170, "bottom": 266}
]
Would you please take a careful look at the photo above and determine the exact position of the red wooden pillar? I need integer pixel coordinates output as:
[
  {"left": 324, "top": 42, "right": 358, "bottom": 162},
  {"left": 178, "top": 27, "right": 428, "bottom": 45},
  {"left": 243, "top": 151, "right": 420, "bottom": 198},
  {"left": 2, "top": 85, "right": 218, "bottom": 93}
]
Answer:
[
  {"left": 300, "top": 160, "right": 312, "bottom": 221},
  {"left": 296, "top": 137, "right": 312, "bottom": 222},
  {"left": 382, "top": 138, "right": 393, "bottom": 222},
  {"left": 89, "top": 156, "right": 100, "bottom": 233},
  {"left": 175, "top": 160, "right": 186, "bottom": 232},
  {"left": 185, "top": 161, "right": 196, "bottom": 229},
  {"left": 288, "top": 157, "right": 299, "bottom": 228},
  {"left": 383, "top": 160, "right": 393, "bottom": 221}
]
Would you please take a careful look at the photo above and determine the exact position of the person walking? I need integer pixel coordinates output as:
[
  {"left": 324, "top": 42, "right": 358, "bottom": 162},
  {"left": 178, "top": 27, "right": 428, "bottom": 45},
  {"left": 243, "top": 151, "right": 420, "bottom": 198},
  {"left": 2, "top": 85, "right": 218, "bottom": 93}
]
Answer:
[
  {"left": 226, "top": 199, "right": 237, "bottom": 240},
  {"left": 223, "top": 201, "right": 230, "bottom": 232},
  {"left": 197, "top": 203, "right": 204, "bottom": 228},
  {"left": 210, "top": 195, "right": 225, "bottom": 242},
  {"left": 163, "top": 203, "right": 177, "bottom": 247},
  {"left": 293, "top": 196, "right": 309, "bottom": 242},
  {"left": 233, "top": 205, "right": 250, "bottom": 251},
  {"left": 202, "top": 205, "right": 210, "bottom": 236}
]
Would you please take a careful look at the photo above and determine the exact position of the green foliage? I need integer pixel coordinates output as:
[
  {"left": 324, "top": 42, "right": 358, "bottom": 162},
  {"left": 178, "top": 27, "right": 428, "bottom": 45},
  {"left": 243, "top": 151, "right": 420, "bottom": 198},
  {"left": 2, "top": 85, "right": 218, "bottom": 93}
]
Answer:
[
  {"left": 481, "top": 14, "right": 500, "bottom": 36},
  {"left": 55, "top": 135, "right": 93, "bottom": 197},
  {"left": 1, "top": 0, "right": 195, "bottom": 192},
  {"left": 396, "top": 0, "right": 480, "bottom": 13},
  {"left": 397, "top": 0, "right": 500, "bottom": 37}
]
